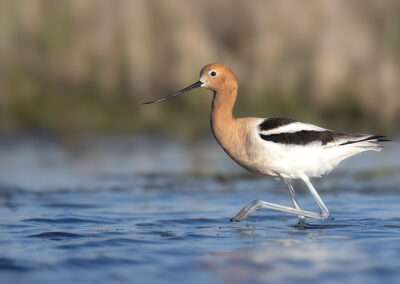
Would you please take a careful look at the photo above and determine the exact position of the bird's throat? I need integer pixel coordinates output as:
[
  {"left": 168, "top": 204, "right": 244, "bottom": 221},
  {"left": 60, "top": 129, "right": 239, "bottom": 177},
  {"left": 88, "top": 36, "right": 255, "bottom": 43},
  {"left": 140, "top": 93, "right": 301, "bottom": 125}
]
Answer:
[{"left": 210, "top": 88, "right": 237, "bottom": 148}]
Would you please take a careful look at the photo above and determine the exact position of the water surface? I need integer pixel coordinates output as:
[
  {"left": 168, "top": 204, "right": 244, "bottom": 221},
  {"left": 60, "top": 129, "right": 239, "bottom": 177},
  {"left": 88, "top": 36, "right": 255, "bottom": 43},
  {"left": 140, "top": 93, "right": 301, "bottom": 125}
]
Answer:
[{"left": 0, "top": 136, "right": 399, "bottom": 283}]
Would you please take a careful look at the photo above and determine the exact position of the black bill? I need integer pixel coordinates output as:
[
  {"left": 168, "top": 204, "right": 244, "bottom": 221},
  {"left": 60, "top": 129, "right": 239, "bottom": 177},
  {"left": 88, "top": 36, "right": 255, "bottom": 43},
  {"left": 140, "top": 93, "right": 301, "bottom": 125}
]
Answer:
[{"left": 142, "top": 81, "right": 203, "bottom": 104}]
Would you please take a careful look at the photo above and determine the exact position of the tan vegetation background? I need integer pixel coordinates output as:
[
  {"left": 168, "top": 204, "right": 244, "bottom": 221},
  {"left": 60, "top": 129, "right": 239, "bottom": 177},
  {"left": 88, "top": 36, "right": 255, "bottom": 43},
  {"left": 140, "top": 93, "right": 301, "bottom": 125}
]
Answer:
[{"left": 0, "top": 0, "right": 399, "bottom": 138}]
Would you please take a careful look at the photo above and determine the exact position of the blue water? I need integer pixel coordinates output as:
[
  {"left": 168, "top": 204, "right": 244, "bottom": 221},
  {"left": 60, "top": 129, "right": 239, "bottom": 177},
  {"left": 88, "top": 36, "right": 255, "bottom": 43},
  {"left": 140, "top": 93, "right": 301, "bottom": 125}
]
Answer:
[{"left": 0, "top": 136, "right": 399, "bottom": 283}]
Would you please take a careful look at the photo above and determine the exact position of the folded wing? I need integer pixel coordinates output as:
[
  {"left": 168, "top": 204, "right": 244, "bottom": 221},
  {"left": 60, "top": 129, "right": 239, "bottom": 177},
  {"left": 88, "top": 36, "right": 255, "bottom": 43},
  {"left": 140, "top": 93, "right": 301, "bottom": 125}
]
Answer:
[{"left": 258, "top": 118, "right": 388, "bottom": 148}]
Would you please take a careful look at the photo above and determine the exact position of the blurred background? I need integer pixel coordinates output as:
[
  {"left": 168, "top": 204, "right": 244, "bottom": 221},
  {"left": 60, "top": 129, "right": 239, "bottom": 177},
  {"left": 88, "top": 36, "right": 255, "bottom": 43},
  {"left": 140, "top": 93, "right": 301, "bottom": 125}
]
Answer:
[
  {"left": 0, "top": 0, "right": 399, "bottom": 140},
  {"left": 1, "top": 1, "right": 400, "bottom": 284}
]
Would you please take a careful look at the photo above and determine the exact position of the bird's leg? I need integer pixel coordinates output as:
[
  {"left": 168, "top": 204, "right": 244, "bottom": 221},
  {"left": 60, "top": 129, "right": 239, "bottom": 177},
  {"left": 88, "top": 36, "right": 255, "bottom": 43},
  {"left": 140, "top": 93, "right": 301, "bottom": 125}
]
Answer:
[
  {"left": 284, "top": 180, "right": 306, "bottom": 225},
  {"left": 230, "top": 200, "right": 323, "bottom": 222},
  {"left": 229, "top": 178, "right": 333, "bottom": 222},
  {"left": 301, "top": 176, "right": 332, "bottom": 220}
]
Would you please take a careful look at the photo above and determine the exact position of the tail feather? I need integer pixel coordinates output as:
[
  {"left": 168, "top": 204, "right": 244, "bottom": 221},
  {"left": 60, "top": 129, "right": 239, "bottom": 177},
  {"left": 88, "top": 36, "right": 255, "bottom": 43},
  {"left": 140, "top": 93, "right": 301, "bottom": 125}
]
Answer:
[{"left": 339, "top": 135, "right": 390, "bottom": 146}]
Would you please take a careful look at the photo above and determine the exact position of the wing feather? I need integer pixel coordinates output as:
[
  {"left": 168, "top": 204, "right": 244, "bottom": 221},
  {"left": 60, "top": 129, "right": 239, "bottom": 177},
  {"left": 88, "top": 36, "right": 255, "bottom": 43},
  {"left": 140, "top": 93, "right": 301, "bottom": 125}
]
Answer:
[
  {"left": 257, "top": 118, "right": 388, "bottom": 147},
  {"left": 259, "top": 121, "right": 327, "bottom": 136}
]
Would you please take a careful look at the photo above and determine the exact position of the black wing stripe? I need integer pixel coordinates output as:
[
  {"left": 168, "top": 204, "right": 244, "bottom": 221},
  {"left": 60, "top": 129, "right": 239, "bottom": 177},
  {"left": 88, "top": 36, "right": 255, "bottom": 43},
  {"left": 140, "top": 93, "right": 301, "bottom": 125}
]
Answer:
[
  {"left": 258, "top": 118, "right": 297, "bottom": 131},
  {"left": 260, "top": 130, "right": 339, "bottom": 145}
]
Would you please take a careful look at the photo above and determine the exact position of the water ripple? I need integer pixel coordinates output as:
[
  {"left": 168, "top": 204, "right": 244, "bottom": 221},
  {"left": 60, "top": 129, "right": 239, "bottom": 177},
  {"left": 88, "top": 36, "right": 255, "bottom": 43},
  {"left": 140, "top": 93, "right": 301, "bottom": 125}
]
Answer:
[
  {"left": 0, "top": 258, "right": 30, "bottom": 272},
  {"left": 28, "top": 232, "right": 84, "bottom": 240},
  {"left": 22, "top": 217, "right": 118, "bottom": 224}
]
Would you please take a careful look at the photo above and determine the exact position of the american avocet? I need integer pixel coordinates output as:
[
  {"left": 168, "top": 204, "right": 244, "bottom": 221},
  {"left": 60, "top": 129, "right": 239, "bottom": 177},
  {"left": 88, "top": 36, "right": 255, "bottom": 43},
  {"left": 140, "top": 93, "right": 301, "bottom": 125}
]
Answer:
[{"left": 143, "top": 63, "right": 388, "bottom": 223}]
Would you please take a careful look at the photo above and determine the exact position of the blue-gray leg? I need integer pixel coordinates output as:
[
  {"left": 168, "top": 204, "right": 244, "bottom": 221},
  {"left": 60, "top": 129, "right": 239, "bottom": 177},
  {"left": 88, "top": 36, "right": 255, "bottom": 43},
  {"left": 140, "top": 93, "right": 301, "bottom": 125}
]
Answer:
[
  {"left": 284, "top": 180, "right": 306, "bottom": 225},
  {"left": 230, "top": 178, "right": 332, "bottom": 222}
]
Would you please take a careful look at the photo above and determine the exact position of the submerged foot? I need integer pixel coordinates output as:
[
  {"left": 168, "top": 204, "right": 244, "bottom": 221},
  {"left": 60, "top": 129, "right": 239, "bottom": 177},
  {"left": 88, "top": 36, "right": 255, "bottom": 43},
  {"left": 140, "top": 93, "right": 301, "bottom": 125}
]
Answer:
[
  {"left": 297, "top": 217, "right": 307, "bottom": 226},
  {"left": 320, "top": 211, "right": 334, "bottom": 221},
  {"left": 325, "top": 215, "right": 334, "bottom": 220}
]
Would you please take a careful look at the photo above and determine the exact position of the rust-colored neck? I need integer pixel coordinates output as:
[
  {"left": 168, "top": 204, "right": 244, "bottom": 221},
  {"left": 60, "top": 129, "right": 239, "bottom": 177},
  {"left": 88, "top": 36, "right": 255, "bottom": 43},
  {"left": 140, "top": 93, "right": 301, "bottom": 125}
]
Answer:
[{"left": 210, "top": 86, "right": 238, "bottom": 145}]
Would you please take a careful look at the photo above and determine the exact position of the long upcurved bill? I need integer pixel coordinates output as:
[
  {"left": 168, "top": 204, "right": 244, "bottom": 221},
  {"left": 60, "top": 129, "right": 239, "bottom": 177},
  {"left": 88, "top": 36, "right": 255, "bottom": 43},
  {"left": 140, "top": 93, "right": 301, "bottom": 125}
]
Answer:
[{"left": 142, "top": 81, "right": 203, "bottom": 104}]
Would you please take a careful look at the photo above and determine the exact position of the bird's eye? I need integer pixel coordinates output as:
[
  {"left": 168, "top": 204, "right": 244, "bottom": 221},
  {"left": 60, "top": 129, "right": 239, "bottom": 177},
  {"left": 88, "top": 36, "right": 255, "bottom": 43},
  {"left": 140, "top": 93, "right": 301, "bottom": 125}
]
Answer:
[{"left": 209, "top": 70, "right": 218, "bottom": 77}]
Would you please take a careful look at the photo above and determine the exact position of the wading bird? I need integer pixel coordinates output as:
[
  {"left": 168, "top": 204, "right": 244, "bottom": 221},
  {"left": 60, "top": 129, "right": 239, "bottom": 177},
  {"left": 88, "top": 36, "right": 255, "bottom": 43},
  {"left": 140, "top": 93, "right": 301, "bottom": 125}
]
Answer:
[{"left": 143, "top": 63, "right": 388, "bottom": 224}]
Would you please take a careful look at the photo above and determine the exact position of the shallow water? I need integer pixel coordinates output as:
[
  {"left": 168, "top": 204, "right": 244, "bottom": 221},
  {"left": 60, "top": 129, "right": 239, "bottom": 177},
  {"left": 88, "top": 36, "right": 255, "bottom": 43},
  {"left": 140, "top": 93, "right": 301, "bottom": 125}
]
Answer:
[{"left": 0, "top": 136, "right": 399, "bottom": 283}]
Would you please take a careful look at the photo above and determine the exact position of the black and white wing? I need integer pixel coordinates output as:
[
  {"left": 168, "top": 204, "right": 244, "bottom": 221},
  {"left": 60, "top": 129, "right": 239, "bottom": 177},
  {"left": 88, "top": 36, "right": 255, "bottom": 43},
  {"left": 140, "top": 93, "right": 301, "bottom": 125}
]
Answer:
[{"left": 257, "top": 118, "right": 388, "bottom": 147}]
